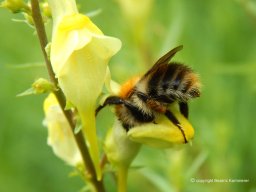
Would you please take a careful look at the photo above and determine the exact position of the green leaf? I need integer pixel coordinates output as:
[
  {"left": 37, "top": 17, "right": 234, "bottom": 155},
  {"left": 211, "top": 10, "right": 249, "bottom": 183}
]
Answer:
[
  {"left": 140, "top": 169, "right": 175, "bottom": 192},
  {"left": 185, "top": 151, "right": 208, "bottom": 179},
  {"left": 7, "top": 62, "right": 44, "bottom": 69}
]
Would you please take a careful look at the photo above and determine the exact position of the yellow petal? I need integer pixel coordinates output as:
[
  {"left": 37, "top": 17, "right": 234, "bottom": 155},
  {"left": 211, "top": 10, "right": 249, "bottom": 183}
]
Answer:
[
  {"left": 59, "top": 14, "right": 102, "bottom": 34},
  {"left": 44, "top": 93, "right": 82, "bottom": 166},
  {"left": 48, "top": 0, "right": 78, "bottom": 33},
  {"left": 50, "top": 14, "right": 121, "bottom": 76},
  {"left": 128, "top": 103, "right": 194, "bottom": 148},
  {"left": 105, "top": 67, "right": 121, "bottom": 95}
]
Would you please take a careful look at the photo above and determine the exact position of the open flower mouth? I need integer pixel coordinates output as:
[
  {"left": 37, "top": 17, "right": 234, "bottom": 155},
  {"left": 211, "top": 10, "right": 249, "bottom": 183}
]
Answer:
[{"left": 127, "top": 103, "right": 194, "bottom": 148}]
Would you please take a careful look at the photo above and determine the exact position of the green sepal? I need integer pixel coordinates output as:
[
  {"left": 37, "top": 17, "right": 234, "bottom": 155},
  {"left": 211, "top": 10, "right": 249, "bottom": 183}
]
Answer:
[
  {"left": 86, "top": 9, "right": 102, "bottom": 18},
  {"left": 0, "top": 0, "right": 30, "bottom": 14},
  {"left": 65, "top": 100, "right": 75, "bottom": 110},
  {"left": 17, "top": 78, "right": 56, "bottom": 97},
  {"left": 74, "top": 118, "right": 83, "bottom": 134},
  {"left": 16, "top": 87, "right": 35, "bottom": 97}
]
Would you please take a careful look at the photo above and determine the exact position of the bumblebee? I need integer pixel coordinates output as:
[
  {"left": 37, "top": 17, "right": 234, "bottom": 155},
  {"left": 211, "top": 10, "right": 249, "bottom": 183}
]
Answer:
[{"left": 96, "top": 45, "right": 201, "bottom": 143}]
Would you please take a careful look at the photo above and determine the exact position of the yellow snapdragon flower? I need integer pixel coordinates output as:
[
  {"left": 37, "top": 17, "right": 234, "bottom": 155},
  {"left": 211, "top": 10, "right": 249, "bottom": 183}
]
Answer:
[{"left": 48, "top": 0, "right": 121, "bottom": 179}]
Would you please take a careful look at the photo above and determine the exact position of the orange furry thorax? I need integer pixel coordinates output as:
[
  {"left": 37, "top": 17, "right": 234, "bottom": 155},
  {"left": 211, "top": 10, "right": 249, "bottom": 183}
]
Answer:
[{"left": 118, "top": 76, "right": 140, "bottom": 99}]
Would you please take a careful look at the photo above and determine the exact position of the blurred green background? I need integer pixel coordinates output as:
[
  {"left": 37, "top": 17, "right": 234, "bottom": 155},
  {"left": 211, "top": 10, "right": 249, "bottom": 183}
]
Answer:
[{"left": 1, "top": 0, "right": 256, "bottom": 191}]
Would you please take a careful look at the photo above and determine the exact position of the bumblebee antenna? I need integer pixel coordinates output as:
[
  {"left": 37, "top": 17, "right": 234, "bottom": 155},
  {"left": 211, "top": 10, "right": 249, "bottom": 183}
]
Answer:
[{"left": 95, "top": 105, "right": 104, "bottom": 116}]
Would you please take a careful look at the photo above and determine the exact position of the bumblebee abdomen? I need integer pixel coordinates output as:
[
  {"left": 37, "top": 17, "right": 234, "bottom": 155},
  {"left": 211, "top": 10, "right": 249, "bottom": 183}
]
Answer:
[{"left": 146, "top": 63, "right": 201, "bottom": 103}]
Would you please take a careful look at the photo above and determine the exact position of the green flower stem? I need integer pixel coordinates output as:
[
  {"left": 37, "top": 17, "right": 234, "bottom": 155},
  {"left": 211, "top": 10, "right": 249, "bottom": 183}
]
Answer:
[
  {"left": 117, "top": 166, "right": 128, "bottom": 192},
  {"left": 30, "top": 0, "right": 105, "bottom": 191},
  {"left": 30, "top": 0, "right": 56, "bottom": 85}
]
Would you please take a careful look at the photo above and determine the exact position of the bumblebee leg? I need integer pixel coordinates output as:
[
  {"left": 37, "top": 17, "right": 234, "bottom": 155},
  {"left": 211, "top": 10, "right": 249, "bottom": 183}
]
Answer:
[
  {"left": 95, "top": 96, "right": 124, "bottom": 116},
  {"left": 165, "top": 110, "right": 188, "bottom": 143},
  {"left": 121, "top": 101, "right": 155, "bottom": 131},
  {"left": 179, "top": 102, "right": 189, "bottom": 118}
]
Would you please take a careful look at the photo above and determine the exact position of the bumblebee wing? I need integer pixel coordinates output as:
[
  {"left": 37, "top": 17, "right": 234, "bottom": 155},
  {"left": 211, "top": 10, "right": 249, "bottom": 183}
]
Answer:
[
  {"left": 136, "top": 46, "right": 200, "bottom": 103},
  {"left": 142, "top": 45, "right": 183, "bottom": 78}
]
